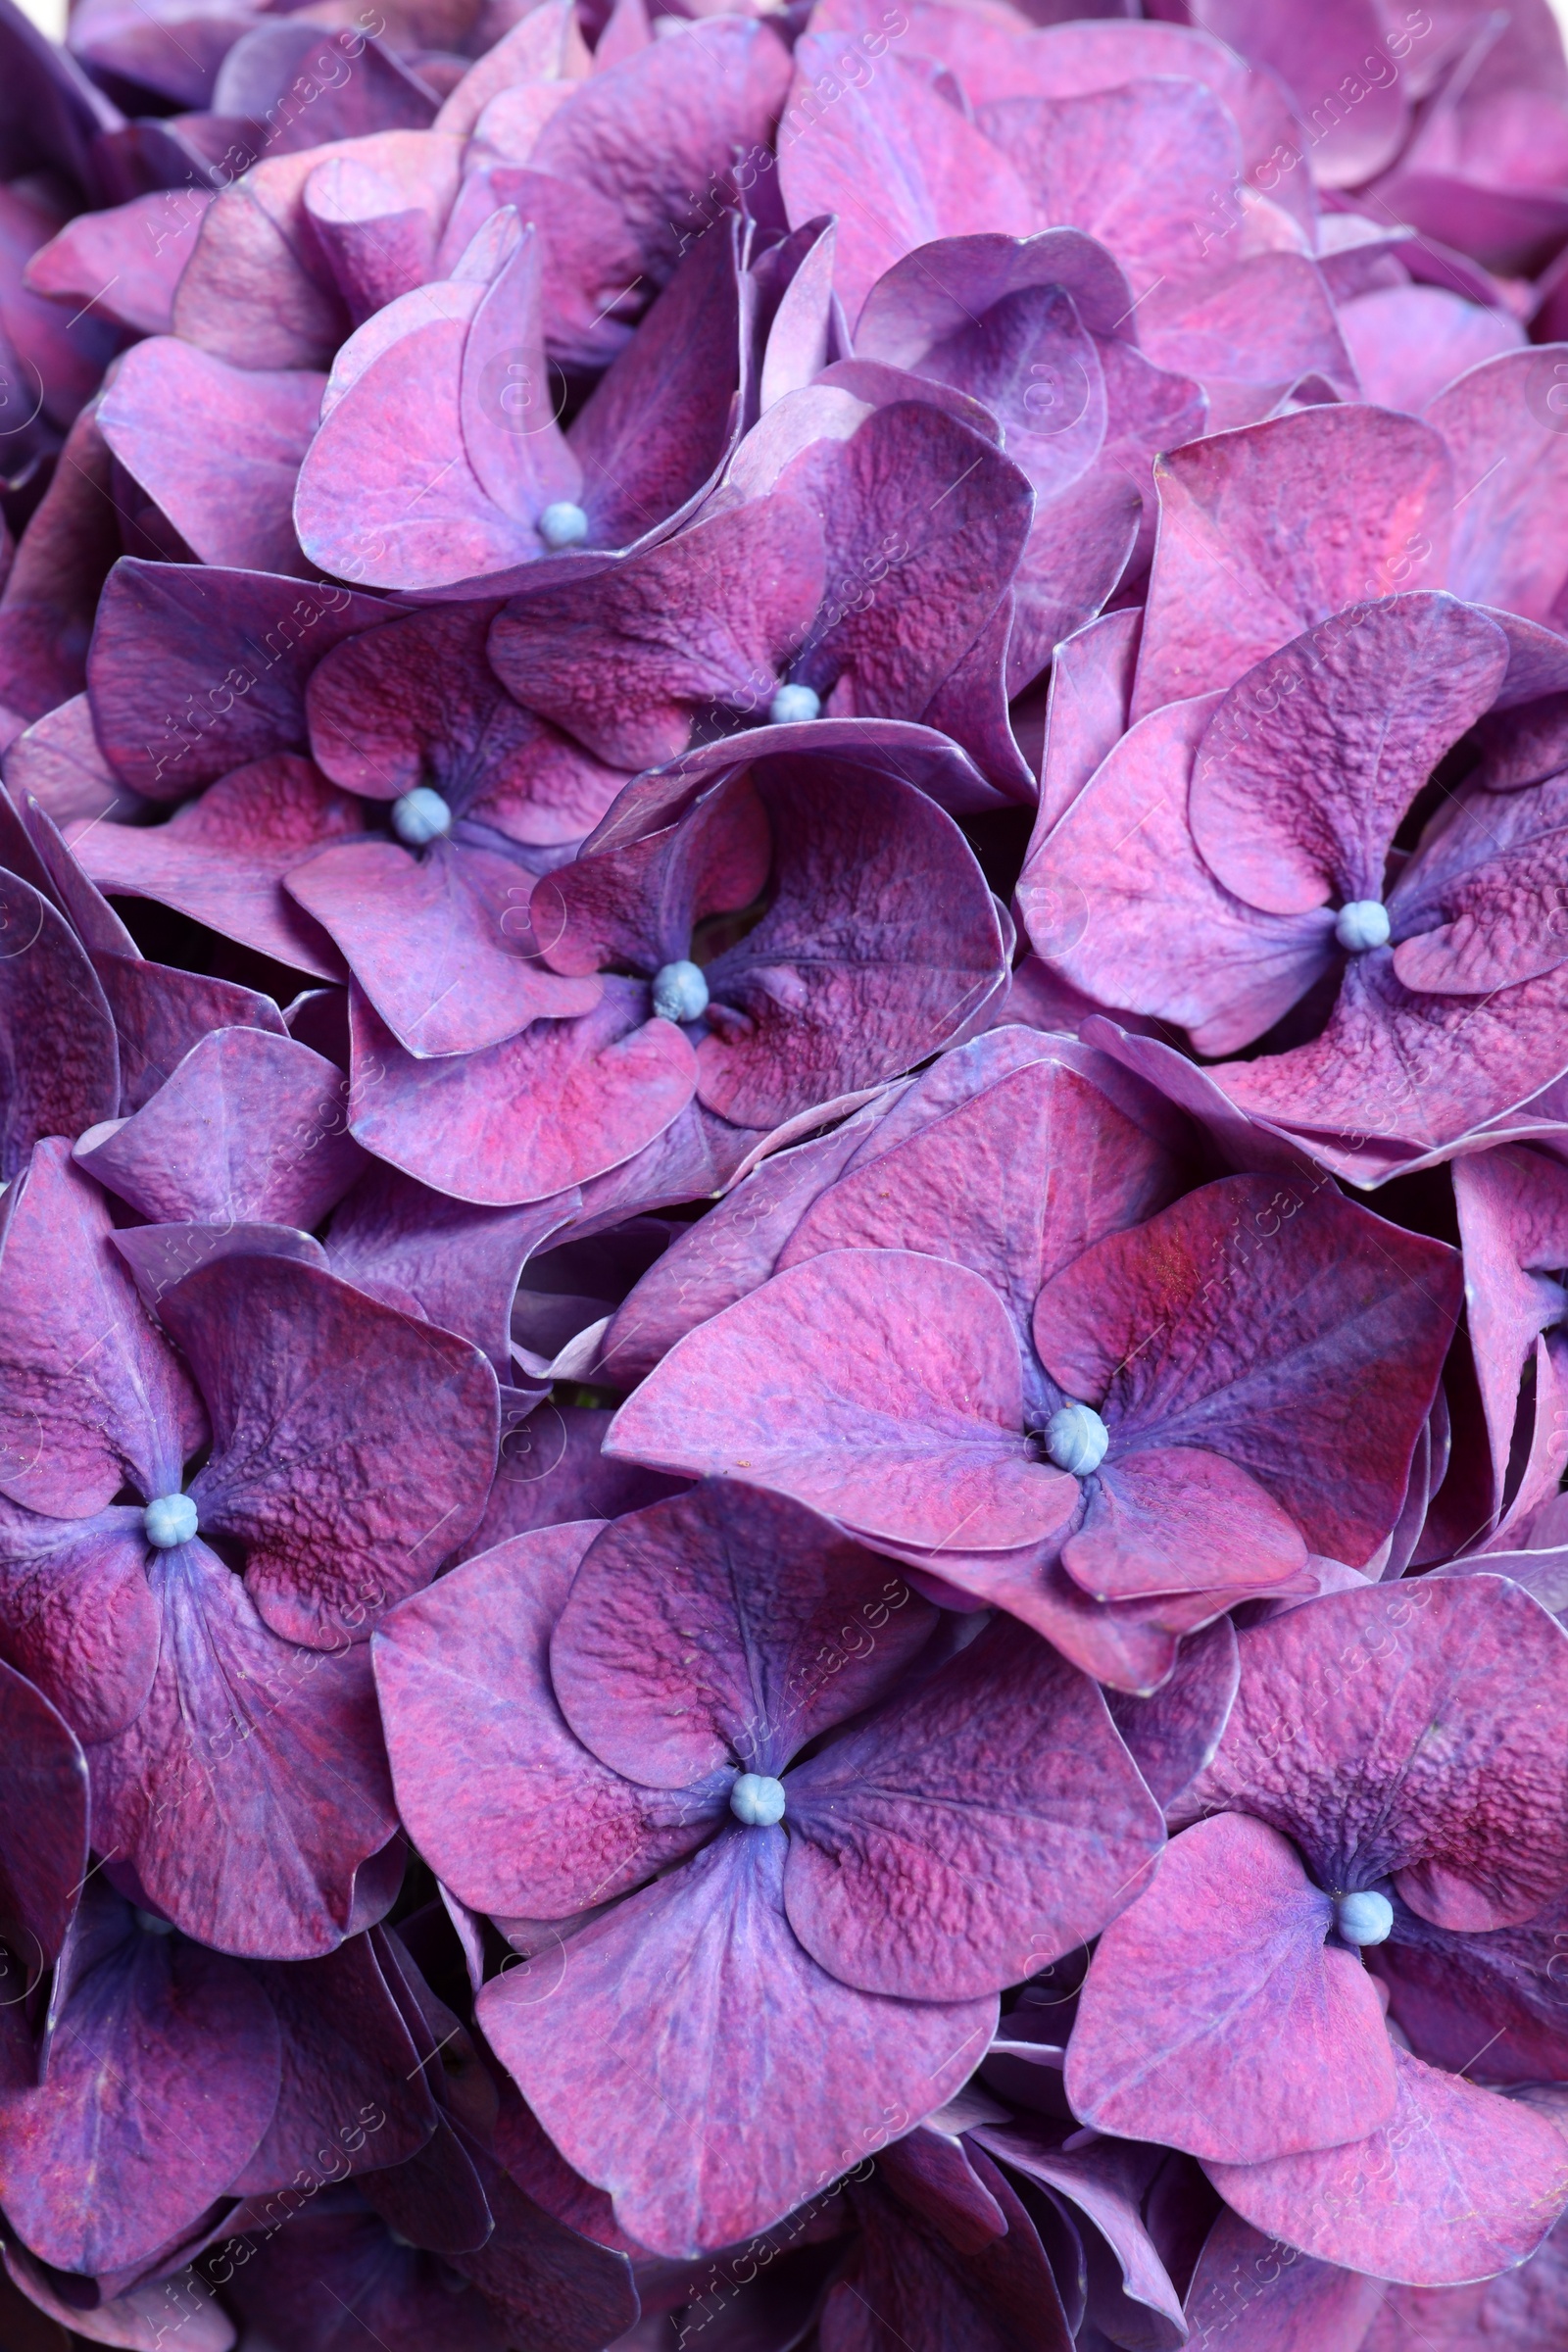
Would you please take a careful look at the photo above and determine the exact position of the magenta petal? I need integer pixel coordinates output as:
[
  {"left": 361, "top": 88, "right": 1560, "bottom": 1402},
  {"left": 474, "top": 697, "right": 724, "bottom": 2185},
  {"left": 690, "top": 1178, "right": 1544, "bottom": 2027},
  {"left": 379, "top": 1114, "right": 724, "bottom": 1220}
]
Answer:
[
  {"left": 1064, "top": 1448, "right": 1307, "bottom": 1604},
  {"left": 1190, "top": 595, "right": 1510, "bottom": 916},
  {"left": 1428, "top": 346, "right": 1568, "bottom": 624},
  {"left": 0, "top": 1505, "right": 162, "bottom": 1744},
  {"left": 94, "top": 955, "right": 289, "bottom": 1115},
  {"left": 1452, "top": 1145, "right": 1568, "bottom": 1504},
  {"left": 475, "top": 1401, "right": 687, "bottom": 1548},
  {"left": 1035, "top": 1175, "right": 1459, "bottom": 1571},
  {"left": 373, "top": 1523, "right": 724, "bottom": 1918},
  {"left": 98, "top": 340, "right": 323, "bottom": 576},
  {"left": 607, "top": 1249, "right": 1079, "bottom": 1553},
  {"left": 1065, "top": 1814, "right": 1398, "bottom": 2164},
  {"left": 785, "top": 1614, "right": 1162, "bottom": 1999},
  {"left": 78, "top": 755, "right": 362, "bottom": 982},
  {"left": 1182, "top": 2205, "right": 1388, "bottom": 2352},
  {"left": 1390, "top": 771, "right": 1568, "bottom": 996},
  {"left": 74, "top": 1027, "right": 365, "bottom": 1229},
  {"left": 1207, "top": 2048, "right": 1568, "bottom": 2286},
  {"left": 89, "top": 1539, "right": 396, "bottom": 1958},
  {"left": 696, "top": 767, "right": 1008, "bottom": 1129},
  {"left": 325, "top": 1161, "right": 577, "bottom": 1373},
  {"left": 346, "top": 980, "right": 698, "bottom": 1206},
  {"left": 550, "top": 1484, "right": 936, "bottom": 1787},
  {"left": 1193, "top": 1574, "right": 1568, "bottom": 1936},
  {"left": 1132, "top": 407, "right": 1454, "bottom": 720},
  {"left": 169, "top": 1253, "right": 496, "bottom": 1647},
  {"left": 490, "top": 495, "right": 826, "bottom": 769},
  {"left": 1104, "top": 1616, "right": 1239, "bottom": 1812},
  {"left": 0, "top": 1141, "right": 205, "bottom": 1517},
  {"left": 778, "top": 41, "right": 1035, "bottom": 328},
  {"left": 780, "top": 1044, "right": 1191, "bottom": 1345},
  {"left": 0, "top": 1886, "right": 280, "bottom": 2274},
  {"left": 85, "top": 562, "right": 394, "bottom": 803},
  {"left": 478, "top": 1826, "right": 995, "bottom": 2259},
  {"left": 287, "top": 838, "right": 601, "bottom": 1057},
  {"left": 1021, "top": 694, "right": 1338, "bottom": 1056}
]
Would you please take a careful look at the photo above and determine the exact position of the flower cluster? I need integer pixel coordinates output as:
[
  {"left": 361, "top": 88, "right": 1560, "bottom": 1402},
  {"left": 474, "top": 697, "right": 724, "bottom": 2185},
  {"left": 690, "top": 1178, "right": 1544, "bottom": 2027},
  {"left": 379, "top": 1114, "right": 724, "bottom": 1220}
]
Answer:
[{"left": 3, "top": 0, "right": 1568, "bottom": 2345}]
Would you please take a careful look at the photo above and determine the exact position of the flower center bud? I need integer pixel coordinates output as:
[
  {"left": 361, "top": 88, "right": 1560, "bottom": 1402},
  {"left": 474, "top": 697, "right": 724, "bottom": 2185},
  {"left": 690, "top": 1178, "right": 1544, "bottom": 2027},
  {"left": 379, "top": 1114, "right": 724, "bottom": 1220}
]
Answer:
[
  {"left": 1042, "top": 1402, "right": 1109, "bottom": 1477},
  {"left": 651, "top": 959, "right": 710, "bottom": 1024},
  {"left": 1335, "top": 901, "right": 1390, "bottom": 953},
  {"left": 730, "top": 1773, "right": 787, "bottom": 1827},
  {"left": 1334, "top": 1889, "right": 1394, "bottom": 1946},
  {"left": 391, "top": 787, "right": 453, "bottom": 847},
  {"left": 538, "top": 501, "right": 590, "bottom": 550},
  {"left": 143, "top": 1494, "right": 198, "bottom": 1549},
  {"left": 768, "top": 682, "right": 821, "bottom": 725}
]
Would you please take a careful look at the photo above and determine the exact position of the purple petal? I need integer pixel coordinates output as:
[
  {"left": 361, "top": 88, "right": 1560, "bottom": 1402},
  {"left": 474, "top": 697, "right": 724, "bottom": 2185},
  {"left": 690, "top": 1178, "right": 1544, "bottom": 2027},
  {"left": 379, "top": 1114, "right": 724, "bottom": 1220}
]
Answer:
[
  {"left": 1190, "top": 595, "right": 1509, "bottom": 916},
  {"left": 78, "top": 755, "right": 362, "bottom": 981},
  {"left": 0, "top": 1655, "right": 88, "bottom": 1962},
  {"left": 170, "top": 1252, "right": 497, "bottom": 1647},
  {"left": 74, "top": 1027, "right": 365, "bottom": 1229},
  {"left": 288, "top": 838, "right": 601, "bottom": 1058},
  {"left": 778, "top": 41, "right": 1035, "bottom": 329},
  {"left": 550, "top": 1483, "right": 937, "bottom": 1786},
  {"left": 1427, "top": 347, "right": 1568, "bottom": 623},
  {"left": 1341, "top": 284, "right": 1523, "bottom": 414},
  {"left": 1131, "top": 408, "right": 1454, "bottom": 721},
  {"left": 478, "top": 1825, "right": 995, "bottom": 2258},
  {"left": 0, "top": 1140, "right": 204, "bottom": 1517},
  {"left": 372, "top": 1522, "right": 723, "bottom": 1917},
  {"left": 0, "top": 869, "right": 118, "bottom": 1182},
  {"left": 1067, "top": 1812, "right": 1397, "bottom": 2163},
  {"left": 1064, "top": 1448, "right": 1307, "bottom": 1605},
  {"left": 1182, "top": 2205, "right": 1388, "bottom": 2352},
  {"left": 345, "top": 979, "right": 698, "bottom": 1206},
  {"left": 606, "top": 1248, "right": 1080, "bottom": 1554},
  {"left": 1104, "top": 1616, "right": 1239, "bottom": 1813},
  {"left": 1021, "top": 694, "right": 1337, "bottom": 1055},
  {"left": 1191, "top": 1573, "right": 1568, "bottom": 1936},
  {"left": 0, "top": 1503, "right": 162, "bottom": 1745},
  {"left": 0, "top": 1882, "right": 280, "bottom": 2273},
  {"left": 1035, "top": 1174, "right": 1459, "bottom": 1571},
  {"left": 88, "top": 1537, "right": 397, "bottom": 1958},
  {"left": 85, "top": 562, "right": 394, "bottom": 803},
  {"left": 98, "top": 339, "right": 323, "bottom": 576},
  {"left": 785, "top": 1614, "right": 1163, "bottom": 1999}
]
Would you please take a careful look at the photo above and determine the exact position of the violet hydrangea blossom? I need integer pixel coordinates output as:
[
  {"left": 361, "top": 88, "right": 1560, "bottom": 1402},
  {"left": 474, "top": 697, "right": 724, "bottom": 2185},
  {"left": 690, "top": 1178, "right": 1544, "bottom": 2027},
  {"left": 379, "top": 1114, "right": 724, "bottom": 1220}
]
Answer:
[
  {"left": 0, "top": 1143, "right": 497, "bottom": 1956},
  {"left": 372, "top": 1486, "right": 1165, "bottom": 2253}
]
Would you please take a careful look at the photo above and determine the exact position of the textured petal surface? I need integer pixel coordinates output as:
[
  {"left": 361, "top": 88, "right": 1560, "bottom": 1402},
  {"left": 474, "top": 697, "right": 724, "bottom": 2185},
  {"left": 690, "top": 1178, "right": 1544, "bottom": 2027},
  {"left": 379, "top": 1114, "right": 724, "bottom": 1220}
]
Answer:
[
  {"left": 1065, "top": 1813, "right": 1398, "bottom": 2165},
  {"left": 1207, "top": 2048, "right": 1568, "bottom": 2286},
  {"left": 1190, "top": 1575, "right": 1568, "bottom": 1936},
  {"left": 374, "top": 1522, "right": 723, "bottom": 1919},
  {"left": 785, "top": 1614, "right": 1163, "bottom": 1999},
  {"left": 607, "top": 1249, "right": 1079, "bottom": 1555},
  {"left": 172, "top": 1252, "right": 497, "bottom": 1646},
  {"left": 479, "top": 1825, "right": 996, "bottom": 2259},
  {"left": 550, "top": 1483, "right": 935, "bottom": 1787}
]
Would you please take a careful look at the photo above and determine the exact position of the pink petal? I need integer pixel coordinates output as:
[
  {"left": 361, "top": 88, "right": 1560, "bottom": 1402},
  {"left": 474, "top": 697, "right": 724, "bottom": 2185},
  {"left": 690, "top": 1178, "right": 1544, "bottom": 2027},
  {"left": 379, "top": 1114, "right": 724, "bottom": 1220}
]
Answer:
[
  {"left": 1066, "top": 1813, "right": 1398, "bottom": 2164},
  {"left": 1064, "top": 1447, "right": 1307, "bottom": 1604},
  {"left": 1207, "top": 2048, "right": 1568, "bottom": 2285},
  {"left": 1427, "top": 346, "right": 1568, "bottom": 623},
  {"left": 372, "top": 1522, "right": 724, "bottom": 1918}
]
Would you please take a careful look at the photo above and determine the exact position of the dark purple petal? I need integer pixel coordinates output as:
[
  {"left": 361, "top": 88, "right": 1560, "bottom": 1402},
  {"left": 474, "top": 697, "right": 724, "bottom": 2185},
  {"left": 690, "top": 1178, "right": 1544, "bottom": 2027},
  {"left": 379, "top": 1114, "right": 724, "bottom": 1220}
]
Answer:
[
  {"left": 0, "top": 868, "right": 118, "bottom": 1181},
  {"left": 550, "top": 1483, "right": 936, "bottom": 1786},
  {"left": 785, "top": 1614, "right": 1163, "bottom": 1999},
  {"left": 0, "top": 1654, "right": 88, "bottom": 1962},
  {"left": 1181, "top": 2204, "right": 1387, "bottom": 2352},
  {"left": 0, "top": 1141, "right": 204, "bottom": 1517},
  {"left": 170, "top": 1252, "right": 497, "bottom": 1646}
]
